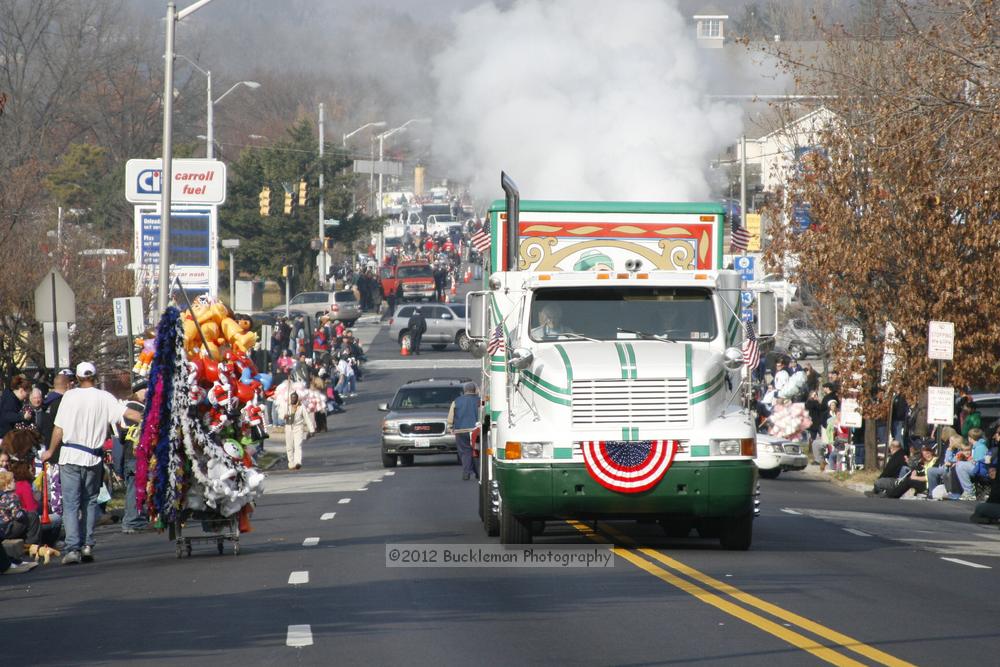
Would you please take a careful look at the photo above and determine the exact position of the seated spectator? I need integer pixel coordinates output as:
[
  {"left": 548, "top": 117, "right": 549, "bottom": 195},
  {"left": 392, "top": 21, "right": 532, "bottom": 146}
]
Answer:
[
  {"left": 970, "top": 440, "right": 1000, "bottom": 523},
  {"left": 0, "top": 470, "right": 40, "bottom": 545},
  {"left": 926, "top": 434, "right": 964, "bottom": 498},
  {"left": 952, "top": 427, "right": 988, "bottom": 501},
  {"left": 881, "top": 443, "right": 937, "bottom": 499},
  {"left": 866, "top": 440, "right": 908, "bottom": 497}
]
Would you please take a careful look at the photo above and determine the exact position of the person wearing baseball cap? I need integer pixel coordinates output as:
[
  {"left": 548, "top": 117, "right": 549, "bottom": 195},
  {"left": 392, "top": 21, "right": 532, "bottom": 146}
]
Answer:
[{"left": 41, "top": 362, "right": 142, "bottom": 565}]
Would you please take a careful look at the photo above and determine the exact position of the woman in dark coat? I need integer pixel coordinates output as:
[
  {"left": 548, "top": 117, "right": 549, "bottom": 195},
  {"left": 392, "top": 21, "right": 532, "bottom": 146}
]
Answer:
[{"left": 0, "top": 375, "right": 32, "bottom": 439}]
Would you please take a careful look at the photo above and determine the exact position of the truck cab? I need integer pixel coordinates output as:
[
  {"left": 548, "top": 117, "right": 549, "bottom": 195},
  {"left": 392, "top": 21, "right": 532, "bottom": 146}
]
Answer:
[{"left": 467, "top": 176, "right": 776, "bottom": 550}]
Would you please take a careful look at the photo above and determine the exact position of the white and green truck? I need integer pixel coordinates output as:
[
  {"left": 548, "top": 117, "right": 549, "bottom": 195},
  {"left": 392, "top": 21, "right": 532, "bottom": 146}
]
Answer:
[{"left": 467, "top": 173, "right": 776, "bottom": 549}]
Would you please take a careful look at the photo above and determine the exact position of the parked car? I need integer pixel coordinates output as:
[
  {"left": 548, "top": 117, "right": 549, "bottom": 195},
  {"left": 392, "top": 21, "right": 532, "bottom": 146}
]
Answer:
[
  {"left": 270, "top": 290, "right": 359, "bottom": 325},
  {"left": 387, "top": 303, "right": 470, "bottom": 352},
  {"left": 755, "top": 432, "right": 809, "bottom": 479},
  {"left": 328, "top": 290, "right": 361, "bottom": 325},
  {"left": 379, "top": 378, "right": 467, "bottom": 467}
]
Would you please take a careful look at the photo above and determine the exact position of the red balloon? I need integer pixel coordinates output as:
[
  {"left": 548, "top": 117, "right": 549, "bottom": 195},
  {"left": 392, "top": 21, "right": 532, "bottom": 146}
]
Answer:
[
  {"left": 202, "top": 359, "right": 220, "bottom": 385},
  {"left": 235, "top": 381, "right": 255, "bottom": 406}
]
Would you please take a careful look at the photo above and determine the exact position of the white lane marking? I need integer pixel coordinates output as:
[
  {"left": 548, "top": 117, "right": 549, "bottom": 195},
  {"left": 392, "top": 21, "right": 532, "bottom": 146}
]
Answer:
[
  {"left": 338, "top": 498, "right": 351, "bottom": 504},
  {"left": 780, "top": 508, "right": 802, "bottom": 515},
  {"left": 288, "top": 571, "right": 310, "bottom": 585},
  {"left": 367, "top": 359, "right": 480, "bottom": 370},
  {"left": 286, "top": 624, "right": 313, "bottom": 647},
  {"left": 843, "top": 528, "right": 871, "bottom": 537},
  {"left": 941, "top": 557, "right": 992, "bottom": 569},
  {"left": 320, "top": 512, "right": 336, "bottom": 520},
  {"left": 385, "top": 471, "right": 395, "bottom": 476},
  {"left": 302, "top": 537, "right": 320, "bottom": 547}
]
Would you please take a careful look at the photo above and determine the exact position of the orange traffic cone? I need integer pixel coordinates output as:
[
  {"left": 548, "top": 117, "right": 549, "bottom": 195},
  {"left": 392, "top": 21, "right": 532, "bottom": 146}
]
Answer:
[
  {"left": 450, "top": 282, "right": 457, "bottom": 298},
  {"left": 463, "top": 268, "right": 471, "bottom": 284},
  {"left": 401, "top": 337, "right": 410, "bottom": 356}
]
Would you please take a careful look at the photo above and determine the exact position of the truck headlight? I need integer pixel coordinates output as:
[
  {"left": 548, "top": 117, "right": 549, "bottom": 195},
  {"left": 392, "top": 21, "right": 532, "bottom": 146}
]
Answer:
[
  {"left": 521, "top": 442, "right": 548, "bottom": 458},
  {"left": 711, "top": 438, "right": 756, "bottom": 457},
  {"left": 382, "top": 421, "right": 400, "bottom": 434},
  {"left": 765, "top": 443, "right": 784, "bottom": 453}
]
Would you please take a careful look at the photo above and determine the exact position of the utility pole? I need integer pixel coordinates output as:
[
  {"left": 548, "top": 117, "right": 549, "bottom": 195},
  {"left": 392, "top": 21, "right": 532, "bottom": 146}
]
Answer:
[
  {"left": 158, "top": 2, "right": 177, "bottom": 312},
  {"left": 318, "top": 102, "right": 326, "bottom": 289},
  {"left": 739, "top": 134, "right": 747, "bottom": 254}
]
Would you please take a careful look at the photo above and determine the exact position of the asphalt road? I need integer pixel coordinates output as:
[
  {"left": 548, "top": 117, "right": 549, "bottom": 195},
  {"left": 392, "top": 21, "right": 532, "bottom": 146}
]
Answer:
[{"left": 4, "top": 304, "right": 1000, "bottom": 666}]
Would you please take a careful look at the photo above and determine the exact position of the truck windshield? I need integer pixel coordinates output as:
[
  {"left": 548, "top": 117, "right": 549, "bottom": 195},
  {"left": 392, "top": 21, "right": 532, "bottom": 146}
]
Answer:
[
  {"left": 398, "top": 265, "right": 432, "bottom": 279},
  {"left": 528, "top": 286, "right": 717, "bottom": 342}
]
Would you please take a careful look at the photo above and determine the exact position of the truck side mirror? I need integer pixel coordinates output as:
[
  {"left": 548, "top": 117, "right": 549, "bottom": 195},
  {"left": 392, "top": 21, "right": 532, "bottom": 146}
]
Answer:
[
  {"left": 466, "top": 291, "right": 488, "bottom": 340},
  {"left": 756, "top": 290, "right": 777, "bottom": 337}
]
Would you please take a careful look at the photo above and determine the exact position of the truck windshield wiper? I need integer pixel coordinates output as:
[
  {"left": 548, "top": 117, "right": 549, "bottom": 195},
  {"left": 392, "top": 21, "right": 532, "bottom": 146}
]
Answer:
[
  {"left": 616, "top": 327, "right": 677, "bottom": 343},
  {"left": 543, "top": 331, "right": 601, "bottom": 343}
]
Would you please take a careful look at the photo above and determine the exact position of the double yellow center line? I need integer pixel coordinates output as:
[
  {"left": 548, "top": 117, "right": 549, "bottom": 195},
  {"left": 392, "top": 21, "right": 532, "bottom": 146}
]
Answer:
[{"left": 566, "top": 521, "right": 914, "bottom": 667}]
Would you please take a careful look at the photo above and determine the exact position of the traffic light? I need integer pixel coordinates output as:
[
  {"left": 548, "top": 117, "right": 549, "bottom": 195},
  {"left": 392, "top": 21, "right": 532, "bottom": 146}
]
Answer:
[
  {"left": 298, "top": 179, "right": 307, "bottom": 207},
  {"left": 281, "top": 264, "right": 295, "bottom": 278},
  {"left": 283, "top": 190, "right": 293, "bottom": 215},
  {"left": 259, "top": 186, "right": 271, "bottom": 217},
  {"left": 323, "top": 237, "right": 333, "bottom": 251}
]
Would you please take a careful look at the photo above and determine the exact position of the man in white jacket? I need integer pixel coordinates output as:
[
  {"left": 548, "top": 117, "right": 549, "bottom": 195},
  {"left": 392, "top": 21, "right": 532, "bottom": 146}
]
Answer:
[{"left": 278, "top": 391, "right": 314, "bottom": 470}]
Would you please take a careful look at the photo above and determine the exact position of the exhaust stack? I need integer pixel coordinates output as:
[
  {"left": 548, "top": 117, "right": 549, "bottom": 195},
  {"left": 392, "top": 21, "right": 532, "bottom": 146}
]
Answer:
[{"left": 501, "top": 171, "right": 520, "bottom": 271}]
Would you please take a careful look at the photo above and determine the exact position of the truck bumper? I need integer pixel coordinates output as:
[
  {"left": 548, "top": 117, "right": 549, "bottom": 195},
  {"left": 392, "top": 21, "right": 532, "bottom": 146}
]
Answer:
[{"left": 494, "top": 460, "right": 757, "bottom": 519}]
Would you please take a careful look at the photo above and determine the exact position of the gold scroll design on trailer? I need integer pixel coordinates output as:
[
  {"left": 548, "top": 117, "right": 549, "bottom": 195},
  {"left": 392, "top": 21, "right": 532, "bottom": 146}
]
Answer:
[{"left": 518, "top": 231, "right": 706, "bottom": 272}]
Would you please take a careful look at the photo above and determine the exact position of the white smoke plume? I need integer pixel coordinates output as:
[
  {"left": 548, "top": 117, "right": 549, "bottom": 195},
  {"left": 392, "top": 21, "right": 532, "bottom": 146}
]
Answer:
[{"left": 432, "top": 0, "right": 743, "bottom": 201}]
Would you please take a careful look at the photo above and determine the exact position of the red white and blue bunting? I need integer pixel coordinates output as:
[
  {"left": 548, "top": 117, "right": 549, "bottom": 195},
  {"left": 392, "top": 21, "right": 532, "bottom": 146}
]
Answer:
[{"left": 580, "top": 439, "right": 678, "bottom": 493}]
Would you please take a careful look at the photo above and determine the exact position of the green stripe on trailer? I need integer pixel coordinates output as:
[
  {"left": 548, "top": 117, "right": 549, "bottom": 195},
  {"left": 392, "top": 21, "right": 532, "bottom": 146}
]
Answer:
[
  {"left": 615, "top": 343, "right": 628, "bottom": 379},
  {"left": 691, "top": 376, "right": 725, "bottom": 405},
  {"left": 521, "top": 375, "right": 572, "bottom": 406},
  {"left": 625, "top": 343, "right": 637, "bottom": 379},
  {"left": 692, "top": 368, "right": 725, "bottom": 393},
  {"left": 555, "top": 344, "right": 573, "bottom": 382},
  {"left": 685, "top": 344, "right": 693, "bottom": 391},
  {"left": 488, "top": 200, "right": 726, "bottom": 215},
  {"left": 522, "top": 370, "right": 571, "bottom": 395}
]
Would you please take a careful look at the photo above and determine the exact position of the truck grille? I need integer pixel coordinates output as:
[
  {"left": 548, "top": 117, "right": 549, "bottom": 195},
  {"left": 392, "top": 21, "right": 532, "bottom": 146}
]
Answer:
[
  {"left": 571, "top": 378, "right": 690, "bottom": 427},
  {"left": 400, "top": 422, "right": 446, "bottom": 436}
]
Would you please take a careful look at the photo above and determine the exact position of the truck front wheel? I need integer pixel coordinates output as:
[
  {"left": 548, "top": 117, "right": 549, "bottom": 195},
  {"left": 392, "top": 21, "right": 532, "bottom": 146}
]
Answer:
[
  {"left": 499, "top": 501, "right": 532, "bottom": 544},
  {"left": 719, "top": 514, "right": 753, "bottom": 551}
]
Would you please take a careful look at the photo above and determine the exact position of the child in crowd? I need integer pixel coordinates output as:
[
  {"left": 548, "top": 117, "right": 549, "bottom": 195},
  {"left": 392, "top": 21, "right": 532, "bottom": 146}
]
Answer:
[{"left": 0, "top": 469, "right": 40, "bottom": 544}]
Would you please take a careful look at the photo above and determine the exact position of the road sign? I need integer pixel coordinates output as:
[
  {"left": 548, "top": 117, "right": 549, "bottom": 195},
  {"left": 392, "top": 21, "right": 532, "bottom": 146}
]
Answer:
[
  {"left": 740, "top": 307, "right": 754, "bottom": 323},
  {"left": 34, "top": 269, "right": 76, "bottom": 323},
  {"left": 928, "top": 320, "right": 954, "bottom": 360},
  {"left": 734, "top": 255, "right": 754, "bottom": 281},
  {"left": 113, "top": 297, "right": 144, "bottom": 338},
  {"left": 260, "top": 325, "right": 273, "bottom": 352},
  {"left": 353, "top": 159, "right": 402, "bottom": 177},
  {"left": 125, "top": 158, "right": 227, "bottom": 205},
  {"left": 927, "top": 386, "right": 954, "bottom": 425},
  {"left": 42, "top": 322, "right": 70, "bottom": 369},
  {"left": 740, "top": 291, "right": 754, "bottom": 307},
  {"left": 840, "top": 398, "right": 863, "bottom": 428}
]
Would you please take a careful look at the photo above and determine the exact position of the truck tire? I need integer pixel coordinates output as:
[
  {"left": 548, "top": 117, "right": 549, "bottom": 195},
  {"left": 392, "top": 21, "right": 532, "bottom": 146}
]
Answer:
[
  {"left": 381, "top": 453, "right": 397, "bottom": 468},
  {"left": 482, "top": 458, "right": 499, "bottom": 537},
  {"left": 719, "top": 514, "right": 753, "bottom": 551},
  {"left": 456, "top": 331, "right": 471, "bottom": 352},
  {"left": 758, "top": 468, "right": 781, "bottom": 479},
  {"left": 499, "top": 502, "right": 532, "bottom": 545}
]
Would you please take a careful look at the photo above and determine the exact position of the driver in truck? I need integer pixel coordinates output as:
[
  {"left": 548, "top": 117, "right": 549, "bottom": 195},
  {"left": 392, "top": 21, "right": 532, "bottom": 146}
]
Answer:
[{"left": 530, "top": 303, "right": 568, "bottom": 339}]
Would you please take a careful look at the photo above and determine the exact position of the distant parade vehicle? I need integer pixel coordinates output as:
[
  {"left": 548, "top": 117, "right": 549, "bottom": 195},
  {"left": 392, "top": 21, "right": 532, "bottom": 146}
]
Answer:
[
  {"left": 381, "top": 260, "right": 437, "bottom": 303},
  {"left": 466, "top": 173, "right": 777, "bottom": 549}
]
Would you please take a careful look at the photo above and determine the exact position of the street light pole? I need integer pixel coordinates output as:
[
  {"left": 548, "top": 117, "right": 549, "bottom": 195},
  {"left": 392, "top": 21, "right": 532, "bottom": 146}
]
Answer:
[
  {"left": 375, "top": 118, "right": 431, "bottom": 218},
  {"left": 159, "top": 2, "right": 177, "bottom": 312},
  {"left": 206, "top": 69, "right": 213, "bottom": 159},
  {"left": 318, "top": 102, "right": 326, "bottom": 288},
  {"left": 158, "top": 0, "right": 219, "bottom": 313}
]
